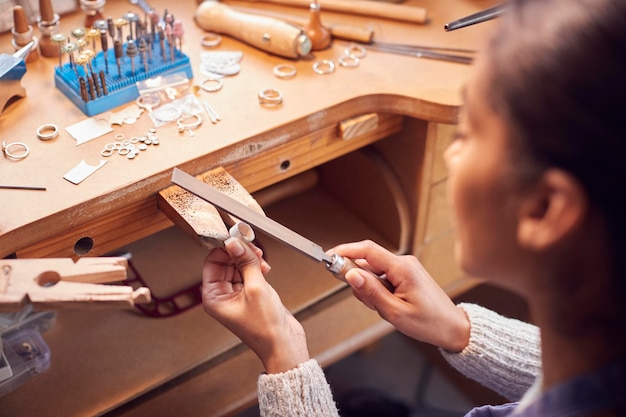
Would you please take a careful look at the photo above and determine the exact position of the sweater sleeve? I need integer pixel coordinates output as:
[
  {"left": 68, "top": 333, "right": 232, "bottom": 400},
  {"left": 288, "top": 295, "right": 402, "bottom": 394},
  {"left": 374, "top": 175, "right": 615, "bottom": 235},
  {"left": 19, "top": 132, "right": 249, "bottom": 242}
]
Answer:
[
  {"left": 440, "top": 303, "right": 542, "bottom": 401},
  {"left": 257, "top": 359, "right": 340, "bottom": 417}
]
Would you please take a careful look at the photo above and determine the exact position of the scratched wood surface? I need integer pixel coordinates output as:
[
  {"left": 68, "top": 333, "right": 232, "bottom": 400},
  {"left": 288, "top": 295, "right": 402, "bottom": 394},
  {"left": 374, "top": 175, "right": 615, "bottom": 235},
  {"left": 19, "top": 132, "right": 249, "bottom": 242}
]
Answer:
[
  {"left": 158, "top": 166, "right": 265, "bottom": 249},
  {"left": 0, "top": 0, "right": 499, "bottom": 258}
]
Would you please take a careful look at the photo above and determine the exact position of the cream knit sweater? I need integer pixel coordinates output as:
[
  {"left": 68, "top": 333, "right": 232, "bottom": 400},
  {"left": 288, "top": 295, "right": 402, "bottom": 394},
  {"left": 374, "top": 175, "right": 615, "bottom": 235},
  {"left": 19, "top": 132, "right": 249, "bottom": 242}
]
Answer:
[{"left": 256, "top": 303, "right": 542, "bottom": 416}]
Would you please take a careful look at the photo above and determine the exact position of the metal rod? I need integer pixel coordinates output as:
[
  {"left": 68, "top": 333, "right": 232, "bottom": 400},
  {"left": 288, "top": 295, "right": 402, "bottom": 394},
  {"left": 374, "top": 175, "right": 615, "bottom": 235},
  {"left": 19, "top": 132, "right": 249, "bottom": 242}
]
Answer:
[
  {"left": 0, "top": 185, "right": 47, "bottom": 191},
  {"left": 363, "top": 43, "right": 474, "bottom": 65},
  {"left": 370, "top": 41, "right": 476, "bottom": 55},
  {"left": 444, "top": 3, "right": 507, "bottom": 32}
]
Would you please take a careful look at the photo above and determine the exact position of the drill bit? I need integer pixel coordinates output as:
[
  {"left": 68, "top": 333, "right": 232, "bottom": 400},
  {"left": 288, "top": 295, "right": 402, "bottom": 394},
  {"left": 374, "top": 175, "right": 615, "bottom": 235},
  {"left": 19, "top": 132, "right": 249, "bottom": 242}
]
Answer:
[
  {"left": 99, "top": 70, "right": 108, "bottom": 95},
  {"left": 107, "top": 16, "right": 115, "bottom": 42},
  {"left": 114, "top": 38, "right": 123, "bottom": 76},
  {"left": 126, "top": 39, "right": 138, "bottom": 76},
  {"left": 100, "top": 29, "right": 109, "bottom": 74},
  {"left": 138, "top": 37, "right": 148, "bottom": 73}
]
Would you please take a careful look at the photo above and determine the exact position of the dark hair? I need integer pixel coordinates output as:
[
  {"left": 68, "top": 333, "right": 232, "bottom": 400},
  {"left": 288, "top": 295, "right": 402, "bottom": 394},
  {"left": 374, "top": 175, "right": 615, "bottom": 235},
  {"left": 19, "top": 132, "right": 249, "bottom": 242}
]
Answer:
[{"left": 484, "top": 0, "right": 626, "bottom": 291}]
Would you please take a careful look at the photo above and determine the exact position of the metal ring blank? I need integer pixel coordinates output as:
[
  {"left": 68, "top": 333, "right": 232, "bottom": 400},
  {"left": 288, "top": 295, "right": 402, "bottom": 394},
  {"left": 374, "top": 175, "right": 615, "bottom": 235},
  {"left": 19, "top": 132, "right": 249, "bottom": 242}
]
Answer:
[
  {"left": 273, "top": 64, "right": 297, "bottom": 79},
  {"left": 345, "top": 44, "right": 367, "bottom": 59},
  {"left": 313, "top": 60, "right": 335, "bottom": 75},
  {"left": 36, "top": 124, "right": 59, "bottom": 141},
  {"left": 339, "top": 55, "right": 360, "bottom": 68},
  {"left": 177, "top": 114, "right": 203, "bottom": 132},
  {"left": 2, "top": 141, "right": 30, "bottom": 160},
  {"left": 200, "top": 33, "right": 222, "bottom": 47},
  {"left": 258, "top": 89, "right": 283, "bottom": 106},
  {"left": 200, "top": 78, "right": 224, "bottom": 92}
]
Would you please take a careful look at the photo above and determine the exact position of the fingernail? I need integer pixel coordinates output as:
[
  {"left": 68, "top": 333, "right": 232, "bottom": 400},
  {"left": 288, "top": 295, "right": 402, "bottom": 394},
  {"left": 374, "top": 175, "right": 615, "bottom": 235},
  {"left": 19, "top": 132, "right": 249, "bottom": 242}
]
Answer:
[
  {"left": 346, "top": 271, "right": 365, "bottom": 289},
  {"left": 225, "top": 237, "right": 245, "bottom": 256}
]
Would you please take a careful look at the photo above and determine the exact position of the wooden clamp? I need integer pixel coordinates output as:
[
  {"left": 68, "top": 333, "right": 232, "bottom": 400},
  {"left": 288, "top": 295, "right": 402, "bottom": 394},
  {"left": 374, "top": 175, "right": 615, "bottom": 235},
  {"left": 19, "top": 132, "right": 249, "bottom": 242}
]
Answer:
[{"left": 0, "top": 257, "right": 151, "bottom": 311}]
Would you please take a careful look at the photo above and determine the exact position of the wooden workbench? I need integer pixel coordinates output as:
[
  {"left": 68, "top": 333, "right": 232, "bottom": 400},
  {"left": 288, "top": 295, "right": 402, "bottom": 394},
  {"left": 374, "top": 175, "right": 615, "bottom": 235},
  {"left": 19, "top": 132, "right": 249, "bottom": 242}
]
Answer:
[{"left": 0, "top": 0, "right": 496, "bottom": 414}]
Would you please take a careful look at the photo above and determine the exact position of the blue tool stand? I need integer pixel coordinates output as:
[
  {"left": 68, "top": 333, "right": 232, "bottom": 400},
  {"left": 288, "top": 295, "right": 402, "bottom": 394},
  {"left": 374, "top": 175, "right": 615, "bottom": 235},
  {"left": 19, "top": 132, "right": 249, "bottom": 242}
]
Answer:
[{"left": 54, "top": 41, "right": 193, "bottom": 116}]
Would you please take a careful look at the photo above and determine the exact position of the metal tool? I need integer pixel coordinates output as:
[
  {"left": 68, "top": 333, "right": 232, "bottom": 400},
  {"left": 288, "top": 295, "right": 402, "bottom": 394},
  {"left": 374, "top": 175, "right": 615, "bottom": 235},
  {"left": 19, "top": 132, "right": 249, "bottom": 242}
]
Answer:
[
  {"left": 171, "top": 168, "right": 394, "bottom": 291},
  {"left": 0, "top": 42, "right": 34, "bottom": 115},
  {"left": 195, "top": 1, "right": 311, "bottom": 59},
  {"left": 444, "top": 3, "right": 507, "bottom": 32},
  {"left": 360, "top": 41, "right": 475, "bottom": 65}
]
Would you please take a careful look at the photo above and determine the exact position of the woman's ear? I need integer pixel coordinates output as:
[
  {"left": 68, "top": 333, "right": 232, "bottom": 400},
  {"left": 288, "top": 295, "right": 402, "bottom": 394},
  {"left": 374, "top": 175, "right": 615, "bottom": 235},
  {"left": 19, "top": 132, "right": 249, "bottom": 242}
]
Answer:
[{"left": 517, "top": 169, "right": 587, "bottom": 250}]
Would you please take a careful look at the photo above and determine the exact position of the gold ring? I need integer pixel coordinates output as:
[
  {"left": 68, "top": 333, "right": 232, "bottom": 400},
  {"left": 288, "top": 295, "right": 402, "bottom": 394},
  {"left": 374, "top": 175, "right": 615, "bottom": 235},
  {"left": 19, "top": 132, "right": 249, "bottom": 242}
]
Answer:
[
  {"left": 258, "top": 89, "right": 283, "bottom": 106},
  {"left": 273, "top": 64, "right": 297, "bottom": 79},
  {"left": 36, "top": 124, "right": 59, "bottom": 141}
]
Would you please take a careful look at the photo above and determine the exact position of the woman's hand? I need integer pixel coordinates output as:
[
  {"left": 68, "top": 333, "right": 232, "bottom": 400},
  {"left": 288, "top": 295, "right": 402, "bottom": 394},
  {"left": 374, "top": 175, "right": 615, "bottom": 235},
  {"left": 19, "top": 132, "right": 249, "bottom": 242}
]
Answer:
[
  {"left": 330, "top": 240, "right": 470, "bottom": 353},
  {"left": 202, "top": 237, "right": 310, "bottom": 373}
]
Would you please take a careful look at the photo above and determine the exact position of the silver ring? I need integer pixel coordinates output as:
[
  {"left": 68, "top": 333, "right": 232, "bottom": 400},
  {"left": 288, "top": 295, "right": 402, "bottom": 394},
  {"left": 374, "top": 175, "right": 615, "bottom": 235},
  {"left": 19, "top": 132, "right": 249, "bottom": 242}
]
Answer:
[
  {"left": 100, "top": 148, "right": 114, "bottom": 157},
  {"left": 2, "top": 141, "right": 30, "bottom": 160},
  {"left": 258, "top": 88, "right": 283, "bottom": 106},
  {"left": 177, "top": 114, "right": 203, "bottom": 132},
  {"left": 338, "top": 54, "right": 360, "bottom": 68},
  {"left": 313, "top": 60, "right": 335, "bottom": 75},
  {"left": 115, "top": 133, "right": 125, "bottom": 141},
  {"left": 200, "top": 78, "right": 223, "bottom": 93},
  {"left": 229, "top": 222, "right": 255, "bottom": 242},
  {"left": 36, "top": 124, "right": 59, "bottom": 141},
  {"left": 152, "top": 106, "right": 182, "bottom": 122},
  {"left": 273, "top": 64, "right": 297, "bottom": 79},
  {"left": 345, "top": 43, "right": 367, "bottom": 59},
  {"left": 200, "top": 33, "right": 222, "bottom": 47}
]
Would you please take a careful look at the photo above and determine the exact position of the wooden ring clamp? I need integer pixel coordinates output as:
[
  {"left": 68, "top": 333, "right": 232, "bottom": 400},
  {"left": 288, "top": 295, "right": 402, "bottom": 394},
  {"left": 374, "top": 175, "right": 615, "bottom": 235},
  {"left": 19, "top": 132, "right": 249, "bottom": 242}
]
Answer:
[{"left": 0, "top": 257, "right": 151, "bottom": 311}]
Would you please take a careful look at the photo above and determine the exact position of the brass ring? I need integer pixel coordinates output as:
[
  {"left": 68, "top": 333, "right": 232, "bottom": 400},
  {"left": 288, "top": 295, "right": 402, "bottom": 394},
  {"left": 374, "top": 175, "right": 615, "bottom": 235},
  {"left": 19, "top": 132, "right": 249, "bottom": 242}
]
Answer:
[
  {"left": 36, "top": 124, "right": 59, "bottom": 141},
  {"left": 273, "top": 64, "right": 297, "bottom": 79},
  {"left": 200, "top": 78, "right": 224, "bottom": 92},
  {"left": 313, "top": 60, "right": 335, "bottom": 75},
  {"left": 2, "top": 141, "right": 30, "bottom": 160},
  {"left": 258, "top": 88, "right": 283, "bottom": 106}
]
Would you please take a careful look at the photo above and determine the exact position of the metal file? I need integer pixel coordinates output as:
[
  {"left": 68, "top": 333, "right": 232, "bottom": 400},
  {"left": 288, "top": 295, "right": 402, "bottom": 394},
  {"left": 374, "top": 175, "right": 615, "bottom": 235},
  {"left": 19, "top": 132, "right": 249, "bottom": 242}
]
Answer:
[{"left": 171, "top": 168, "right": 394, "bottom": 291}]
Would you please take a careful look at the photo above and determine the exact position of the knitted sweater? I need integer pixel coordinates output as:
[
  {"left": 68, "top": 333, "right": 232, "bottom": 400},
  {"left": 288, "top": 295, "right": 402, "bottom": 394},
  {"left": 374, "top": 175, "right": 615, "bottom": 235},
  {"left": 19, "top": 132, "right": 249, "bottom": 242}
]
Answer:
[{"left": 257, "top": 303, "right": 542, "bottom": 416}]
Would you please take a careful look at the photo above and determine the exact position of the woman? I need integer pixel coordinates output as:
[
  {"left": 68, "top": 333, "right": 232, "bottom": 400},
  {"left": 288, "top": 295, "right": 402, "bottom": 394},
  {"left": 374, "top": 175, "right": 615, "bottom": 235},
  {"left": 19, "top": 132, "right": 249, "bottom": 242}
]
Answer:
[{"left": 201, "top": 0, "right": 626, "bottom": 415}]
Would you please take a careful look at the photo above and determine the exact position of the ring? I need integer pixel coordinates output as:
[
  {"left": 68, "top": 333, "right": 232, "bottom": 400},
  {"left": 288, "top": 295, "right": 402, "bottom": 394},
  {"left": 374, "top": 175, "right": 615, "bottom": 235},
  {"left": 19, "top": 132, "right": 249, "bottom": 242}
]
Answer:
[
  {"left": 200, "top": 33, "right": 222, "bottom": 47},
  {"left": 177, "top": 114, "right": 203, "bottom": 132},
  {"left": 2, "top": 141, "right": 30, "bottom": 160},
  {"left": 273, "top": 64, "right": 297, "bottom": 79},
  {"left": 36, "top": 124, "right": 59, "bottom": 141},
  {"left": 338, "top": 54, "right": 360, "bottom": 68},
  {"left": 152, "top": 106, "right": 182, "bottom": 123},
  {"left": 258, "top": 88, "right": 283, "bottom": 106},
  {"left": 200, "top": 78, "right": 224, "bottom": 92},
  {"left": 345, "top": 43, "right": 367, "bottom": 59},
  {"left": 313, "top": 60, "right": 335, "bottom": 75},
  {"left": 229, "top": 222, "right": 255, "bottom": 242}
]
